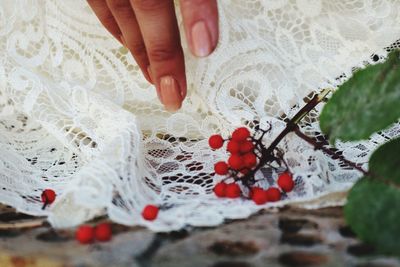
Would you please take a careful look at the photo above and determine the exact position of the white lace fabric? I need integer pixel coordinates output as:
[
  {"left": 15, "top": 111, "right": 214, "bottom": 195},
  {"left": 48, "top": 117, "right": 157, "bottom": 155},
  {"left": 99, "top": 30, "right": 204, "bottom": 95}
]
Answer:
[{"left": 0, "top": 0, "right": 399, "bottom": 231}]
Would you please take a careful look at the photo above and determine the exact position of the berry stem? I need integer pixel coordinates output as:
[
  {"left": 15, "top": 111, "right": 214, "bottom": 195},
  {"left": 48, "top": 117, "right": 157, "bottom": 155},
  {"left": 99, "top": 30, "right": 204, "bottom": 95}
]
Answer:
[
  {"left": 264, "top": 89, "right": 331, "bottom": 156},
  {"left": 42, "top": 202, "right": 48, "bottom": 210},
  {"left": 293, "top": 127, "right": 369, "bottom": 176},
  {"left": 238, "top": 89, "right": 359, "bottom": 187},
  {"left": 217, "top": 88, "right": 373, "bottom": 193}
]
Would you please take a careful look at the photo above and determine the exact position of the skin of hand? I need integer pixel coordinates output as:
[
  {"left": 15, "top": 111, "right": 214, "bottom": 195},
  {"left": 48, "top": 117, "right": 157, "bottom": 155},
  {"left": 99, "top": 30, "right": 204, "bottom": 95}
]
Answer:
[{"left": 87, "top": 0, "right": 219, "bottom": 111}]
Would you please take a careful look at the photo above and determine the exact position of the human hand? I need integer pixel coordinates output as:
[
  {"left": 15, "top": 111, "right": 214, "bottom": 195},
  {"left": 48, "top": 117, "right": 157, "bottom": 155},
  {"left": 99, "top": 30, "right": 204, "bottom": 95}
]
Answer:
[{"left": 88, "top": 0, "right": 219, "bottom": 111}]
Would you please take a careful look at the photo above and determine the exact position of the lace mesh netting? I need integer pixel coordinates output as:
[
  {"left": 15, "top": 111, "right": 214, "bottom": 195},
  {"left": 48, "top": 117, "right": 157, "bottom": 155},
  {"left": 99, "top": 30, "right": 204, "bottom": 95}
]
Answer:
[{"left": 0, "top": 0, "right": 399, "bottom": 231}]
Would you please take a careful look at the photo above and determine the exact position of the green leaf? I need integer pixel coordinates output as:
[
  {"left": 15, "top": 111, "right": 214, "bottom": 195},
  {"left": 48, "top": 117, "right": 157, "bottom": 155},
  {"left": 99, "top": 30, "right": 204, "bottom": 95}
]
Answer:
[
  {"left": 345, "top": 138, "right": 400, "bottom": 256},
  {"left": 345, "top": 178, "right": 400, "bottom": 256},
  {"left": 320, "top": 50, "right": 400, "bottom": 141},
  {"left": 369, "top": 137, "right": 400, "bottom": 184}
]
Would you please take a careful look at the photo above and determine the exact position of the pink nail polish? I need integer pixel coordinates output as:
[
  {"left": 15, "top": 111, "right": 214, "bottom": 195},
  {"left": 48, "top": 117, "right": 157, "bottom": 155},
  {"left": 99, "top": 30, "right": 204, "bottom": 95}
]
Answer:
[
  {"left": 160, "top": 76, "right": 182, "bottom": 112},
  {"left": 191, "top": 21, "right": 212, "bottom": 57}
]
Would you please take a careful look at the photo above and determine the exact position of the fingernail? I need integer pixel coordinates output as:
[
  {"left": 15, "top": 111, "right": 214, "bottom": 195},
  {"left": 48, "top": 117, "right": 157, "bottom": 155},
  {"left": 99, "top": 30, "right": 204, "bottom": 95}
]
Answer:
[
  {"left": 160, "top": 76, "right": 182, "bottom": 112},
  {"left": 191, "top": 21, "right": 212, "bottom": 57}
]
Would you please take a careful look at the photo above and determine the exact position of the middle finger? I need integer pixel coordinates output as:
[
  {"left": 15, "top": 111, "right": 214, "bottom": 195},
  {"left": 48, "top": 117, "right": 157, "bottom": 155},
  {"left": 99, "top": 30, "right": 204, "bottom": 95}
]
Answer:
[{"left": 130, "top": 0, "right": 186, "bottom": 111}]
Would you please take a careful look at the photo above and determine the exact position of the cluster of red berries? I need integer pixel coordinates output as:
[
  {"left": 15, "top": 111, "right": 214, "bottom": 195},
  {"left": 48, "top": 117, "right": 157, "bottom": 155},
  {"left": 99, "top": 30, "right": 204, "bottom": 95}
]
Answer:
[
  {"left": 75, "top": 222, "right": 112, "bottom": 244},
  {"left": 209, "top": 127, "right": 257, "bottom": 175},
  {"left": 75, "top": 204, "right": 159, "bottom": 244},
  {"left": 209, "top": 127, "right": 296, "bottom": 205},
  {"left": 41, "top": 188, "right": 160, "bottom": 244},
  {"left": 213, "top": 172, "right": 294, "bottom": 205}
]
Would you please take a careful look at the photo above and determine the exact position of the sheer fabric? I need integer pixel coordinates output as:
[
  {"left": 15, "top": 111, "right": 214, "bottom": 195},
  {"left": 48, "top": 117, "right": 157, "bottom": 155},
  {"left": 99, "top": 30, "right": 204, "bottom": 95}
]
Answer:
[{"left": 0, "top": 0, "right": 399, "bottom": 231}]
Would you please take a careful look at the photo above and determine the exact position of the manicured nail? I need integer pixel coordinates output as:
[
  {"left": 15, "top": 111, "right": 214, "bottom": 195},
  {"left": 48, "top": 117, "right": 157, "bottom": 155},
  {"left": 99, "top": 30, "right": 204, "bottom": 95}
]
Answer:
[
  {"left": 160, "top": 76, "right": 182, "bottom": 112},
  {"left": 191, "top": 21, "right": 212, "bottom": 57}
]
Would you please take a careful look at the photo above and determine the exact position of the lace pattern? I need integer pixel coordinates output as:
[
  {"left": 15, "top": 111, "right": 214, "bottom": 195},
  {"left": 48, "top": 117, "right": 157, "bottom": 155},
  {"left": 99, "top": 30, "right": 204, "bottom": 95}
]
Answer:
[{"left": 0, "top": 0, "right": 399, "bottom": 231}]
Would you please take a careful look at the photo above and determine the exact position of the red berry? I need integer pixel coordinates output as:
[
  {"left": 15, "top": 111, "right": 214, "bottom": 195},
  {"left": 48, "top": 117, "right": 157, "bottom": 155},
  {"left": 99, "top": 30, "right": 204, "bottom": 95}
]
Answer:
[
  {"left": 265, "top": 187, "right": 281, "bottom": 202},
  {"left": 41, "top": 189, "right": 56, "bottom": 204},
  {"left": 249, "top": 186, "right": 262, "bottom": 197},
  {"left": 240, "top": 168, "right": 249, "bottom": 175},
  {"left": 225, "top": 183, "right": 241, "bottom": 198},
  {"left": 208, "top": 134, "right": 224, "bottom": 149},
  {"left": 243, "top": 153, "right": 257, "bottom": 168},
  {"left": 214, "top": 161, "right": 229, "bottom": 175},
  {"left": 277, "top": 172, "right": 295, "bottom": 192},
  {"left": 94, "top": 223, "right": 112, "bottom": 242},
  {"left": 213, "top": 182, "right": 227, "bottom": 197},
  {"left": 251, "top": 187, "right": 268, "bottom": 205},
  {"left": 231, "top": 127, "right": 250, "bottom": 142},
  {"left": 239, "top": 140, "right": 254, "bottom": 153},
  {"left": 228, "top": 154, "right": 244, "bottom": 170},
  {"left": 142, "top": 205, "right": 159, "bottom": 221},
  {"left": 75, "top": 225, "right": 94, "bottom": 244},
  {"left": 227, "top": 140, "right": 240, "bottom": 154}
]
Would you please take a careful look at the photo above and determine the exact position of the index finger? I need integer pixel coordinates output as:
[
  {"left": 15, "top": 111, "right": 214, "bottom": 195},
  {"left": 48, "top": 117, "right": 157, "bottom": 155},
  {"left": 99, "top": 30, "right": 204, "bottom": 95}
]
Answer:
[{"left": 130, "top": 0, "right": 186, "bottom": 112}]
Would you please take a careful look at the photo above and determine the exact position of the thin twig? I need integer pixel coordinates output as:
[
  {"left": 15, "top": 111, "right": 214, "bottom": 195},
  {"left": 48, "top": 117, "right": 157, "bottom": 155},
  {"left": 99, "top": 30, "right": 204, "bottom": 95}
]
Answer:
[
  {"left": 230, "top": 88, "right": 377, "bottom": 191},
  {"left": 294, "top": 128, "right": 369, "bottom": 176}
]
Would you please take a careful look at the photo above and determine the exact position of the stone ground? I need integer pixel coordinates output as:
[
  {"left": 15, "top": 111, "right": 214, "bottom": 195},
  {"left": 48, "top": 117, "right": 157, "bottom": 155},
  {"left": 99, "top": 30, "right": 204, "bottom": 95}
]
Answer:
[{"left": 0, "top": 205, "right": 398, "bottom": 267}]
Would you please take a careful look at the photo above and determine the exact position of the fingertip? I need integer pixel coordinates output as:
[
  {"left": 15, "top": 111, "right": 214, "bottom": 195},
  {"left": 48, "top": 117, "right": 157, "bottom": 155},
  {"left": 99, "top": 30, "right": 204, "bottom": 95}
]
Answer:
[
  {"left": 145, "top": 66, "right": 153, "bottom": 84},
  {"left": 180, "top": 84, "right": 187, "bottom": 99},
  {"left": 160, "top": 75, "right": 183, "bottom": 112},
  {"left": 180, "top": 0, "right": 219, "bottom": 57}
]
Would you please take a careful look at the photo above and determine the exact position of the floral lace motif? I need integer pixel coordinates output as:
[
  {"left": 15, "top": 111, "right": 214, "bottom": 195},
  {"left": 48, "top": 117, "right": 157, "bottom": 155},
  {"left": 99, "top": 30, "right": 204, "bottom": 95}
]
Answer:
[{"left": 0, "top": 0, "right": 399, "bottom": 231}]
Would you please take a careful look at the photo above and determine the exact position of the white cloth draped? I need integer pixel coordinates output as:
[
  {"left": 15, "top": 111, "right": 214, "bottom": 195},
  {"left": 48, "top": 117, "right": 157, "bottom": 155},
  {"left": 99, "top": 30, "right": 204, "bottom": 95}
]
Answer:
[{"left": 0, "top": 0, "right": 399, "bottom": 231}]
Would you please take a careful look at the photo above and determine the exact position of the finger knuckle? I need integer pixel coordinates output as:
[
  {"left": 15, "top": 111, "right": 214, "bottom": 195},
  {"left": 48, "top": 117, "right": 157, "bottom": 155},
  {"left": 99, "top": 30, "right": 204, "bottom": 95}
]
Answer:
[
  {"left": 129, "top": 42, "right": 147, "bottom": 57},
  {"left": 132, "top": 0, "right": 166, "bottom": 11},
  {"left": 148, "top": 45, "right": 177, "bottom": 62},
  {"left": 106, "top": 0, "right": 132, "bottom": 13}
]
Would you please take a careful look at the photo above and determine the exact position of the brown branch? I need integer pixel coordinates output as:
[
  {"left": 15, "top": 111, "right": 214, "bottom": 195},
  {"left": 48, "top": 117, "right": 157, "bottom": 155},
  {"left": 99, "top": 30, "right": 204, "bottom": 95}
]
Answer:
[
  {"left": 236, "top": 88, "right": 376, "bottom": 190},
  {"left": 293, "top": 128, "right": 369, "bottom": 176},
  {"left": 240, "top": 89, "right": 332, "bottom": 183}
]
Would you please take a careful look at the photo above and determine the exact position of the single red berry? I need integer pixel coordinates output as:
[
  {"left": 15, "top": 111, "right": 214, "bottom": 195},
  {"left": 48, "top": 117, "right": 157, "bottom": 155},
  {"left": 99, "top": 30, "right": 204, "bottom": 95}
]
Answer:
[
  {"left": 228, "top": 154, "right": 244, "bottom": 170},
  {"left": 227, "top": 140, "right": 241, "bottom": 154},
  {"left": 231, "top": 127, "right": 250, "bottom": 142},
  {"left": 208, "top": 134, "right": 224, "bottom": 149},
  {"left": 251, "top": 187, "right": 268, "bottom": 205},
  {"left": 142, "top": 205, "right": 159, "bottom": 221},
  {"left": 265, "top": 187, "right": 281, "bottom": 202},
  {"left": 75, "top": 225, "right": 95, "bottom": 244},
  {"left": 239, "top": 140, "right": 254, "bottom": 153},
  {"left": 240, "top": 168, "right": 249, "bottom": 175},
  {"left": 277, "top": 172, "right": 295, "bottom": 192},
  {"left": 225, "top": 183, "right": 241, "bottom": 198},
  {"left": 214, "top": 161, "right": 229, "bottom": 175},
  {"left": 41, "top": 189, "right": 56, "bottom": 204},
  {"left": 249, "top": 186, "right": 264, "bottom": 197},
  {"left": 243, "top": 153, "right": 257, "bottom": 168},
  {"left": 213, "top": 182, "right": 227, "bottom": 197},
  {"left": 94, "top": 223, "right": 112, "bottom": 242}
]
